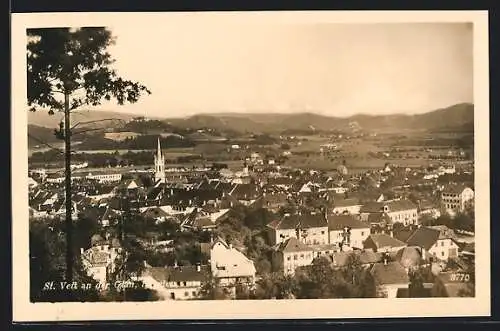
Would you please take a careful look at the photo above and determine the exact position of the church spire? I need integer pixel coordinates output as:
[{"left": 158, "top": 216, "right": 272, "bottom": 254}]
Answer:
[
  {"left": 157, "top": 137, "right": 162, "bottom": 158},
  {"left": 154, "top": 136, "right": 166, "bottom": 184}
]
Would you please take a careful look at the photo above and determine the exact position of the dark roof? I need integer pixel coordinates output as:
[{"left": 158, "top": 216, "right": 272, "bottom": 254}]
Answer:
[
  {"left": 267, "top": 212, "right": 328, "bottom": 230},
  {"left": 442, "top": 184, "right": 471, "bottom": 195},
  {"left": 161, "top": 188, "right": 223, "bottom": 206},
  {"left": 386, "top": 199, "right": 417, "bottom": 212},
  {"left": 327, "top": 214, "right": 370, "bottom": 231},
  {"left": 230, "top": 183, "right": 262, "bottom": 200},
  {"left": 267, "top": 177, "right": 293, "bottom": 186},
  {"left": 276, "top": 237, "right": 313, "bottom": 253},
  {"left": 360, "top": 202, "right": 384, "bottom": 213},
  {"left": 367, "top": 213, "right": 392, "bottom": 224},
  {"left": 371, "top": 262, "right": 410, "bottom": 285},
  {"left": 393, "top": 229, "right": 416, "bottom": 243},
  {"left": 333, "top": 198, "right": 361, "bottom": 207},
  {"left": 147, "top": 265, "right": 210, "bottom": 283},
  {"left": 142, "top": 207, "right": 169, "bottom": 218},
  {"left": 406, "top": 227, "right": 441, "bottom": 250},
  {"left": 365, "top": 234, "right": 407, "bottom": 250},
  {"left": 146, "top": 186, "right": 163, "bottom": 200}
]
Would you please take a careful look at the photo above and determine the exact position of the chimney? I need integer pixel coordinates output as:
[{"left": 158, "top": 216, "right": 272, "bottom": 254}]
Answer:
[
  {"left": 196, "top": 264, "right": 201, "bottom": 272},
  {"left": 80, "top": 248, "right": 84, "bottom": 255}
]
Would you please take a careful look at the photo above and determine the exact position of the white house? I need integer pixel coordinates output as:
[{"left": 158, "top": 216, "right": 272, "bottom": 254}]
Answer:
[
  {"left": 332, "top": 198, "right": 362, "bottom": 215},
  {"left": 327, "top": 214, "right": 371, "bottom": 250},
  {"left": 86, "top": 172, "right": 123, "bottom": 183},
  {"left": 272, "top": 237, "right": 314, "bottom": 275},
  {"left": 210, "top": 239, "right": 256, "bottom": 288},
  {"left": 440, "top": 185, "right": 474, "bottom": 215},
  {"left": 406, "top": 226, "right": 460, "bottom": 261},
  {"left": 80, "top": 240, "right": 122, "bottom": 286},
  {"left": 141, "top": 265, "right": 209, "bottom": 300},
  {"left": 266, "top": 211, "right": 329, "bottom": 246},
  {"left": 360, "top": 199, "right": 418, "bottom": 226}
]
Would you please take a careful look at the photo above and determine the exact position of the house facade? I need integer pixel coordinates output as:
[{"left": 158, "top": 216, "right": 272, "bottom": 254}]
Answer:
[
  {"left": 272, "top": 237, "right": 315, "bottom": 275},
  {"left": 210, "top": 239, "right": 256, "bottom": 288},
  {"left": 406, "top": 226, "right": 460, "bottom": 261},
  {"left": 440, "top": 185, "right": 474, "bottom": 215},
  {"left": 266, "top": 211, "right": 329, "bottom": 246},
  {"left": 141, "top": 265, "right": 209, "bottom": 300},
  {"left": 327, "top": 214, "right": 370, "bottom": 250}
]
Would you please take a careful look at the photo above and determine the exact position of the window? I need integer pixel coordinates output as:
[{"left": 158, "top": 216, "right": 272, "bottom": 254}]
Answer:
[
  {"left": 441, "top": 241, "right": 444, "bottom": 247},
  {"left": 441, "top": 251, "right": 445, "bottom": 257},
  {"left": 321, "top": 231, "right": 325, "bottom": 235},
  {"left": 192, "top": 291, "right": 197, "bottom": 296},
  {"left": 294, "top": 255, "right": 298, "bottom": 260},
  {"left": 176, "top": 282, "right": 181, "bottom": 286},
  {"left": 300, "top": 254, "right": 304, "bottom": 258},
  {"left": 183, "top": 281, "right": 187, "bottom": 286},
  {"left": 287, "top": 256, "right": 291, "bottom": 261},
  {"left": 361, "top": 231, "right": 365, "bottom": 236},
  {"left": 184, "top": 291, "right": 189, "bottom": 297}
]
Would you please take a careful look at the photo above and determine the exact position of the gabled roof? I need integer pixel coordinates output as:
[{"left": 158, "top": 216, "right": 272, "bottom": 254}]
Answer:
[
  {"left": 367, "top": 213, "right": 392, "bottom": 224},
  {"left": 393, "top": 229, "right": 416, "bottom": 243},
  {"left": 142, "top": 206, "right": 170, "bottom": 218},
  {"left": 327, "top": 214, "right": 370, "bottom": 231},
  {"left": 267, "top": 212, "right": 328, "bottom": 230},
  {"left": 366, "top": 233, "right": 406, "bottom": 250},
  {"left": 385, "top": 199, "right": 417, "bottom": 212},
  {"left": 371, "top": 261, "right": 409, "bottom": 285},
  {"left": 405, "top": 227, "right": 441, "bottom": 250},
  {"left": 333, "top": 197, "right": 361, "bottom": 208},
  {"left": 276, "top": 237, "right": 313, "bottom": 253},
  {"left": 442, "top": 184, "right": 472, "bottom": 195},
  {"left": 146, "top": 186, "right": 163, "bottom": 200},
  {"left": 229, "top": 183, "right": 262, "bottom": 200},
  {"left": 360, "top": 202, "right": 384, "bottom": 213}
]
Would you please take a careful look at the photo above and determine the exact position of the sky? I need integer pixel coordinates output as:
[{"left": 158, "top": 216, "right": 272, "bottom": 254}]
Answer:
[{"left": 93, "top": 21, "right": 473, "bottom": 118}]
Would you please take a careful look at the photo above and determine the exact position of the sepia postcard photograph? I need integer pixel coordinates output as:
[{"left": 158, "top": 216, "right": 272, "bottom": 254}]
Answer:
[{"left": 11, "top": 10, "right": 490, "bottom": 321}]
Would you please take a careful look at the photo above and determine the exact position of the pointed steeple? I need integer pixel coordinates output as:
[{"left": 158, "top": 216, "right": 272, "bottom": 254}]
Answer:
[
  {"left": 157, "top": 137, "right": 162, "bottom": 159},
  {"left": 154, "top": 136, "right": 166, "bottom": 184}
]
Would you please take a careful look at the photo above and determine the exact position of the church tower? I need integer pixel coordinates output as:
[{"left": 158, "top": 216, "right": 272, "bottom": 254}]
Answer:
[{"left": 154, "top": 137, "right": 166, "bottom": 184}]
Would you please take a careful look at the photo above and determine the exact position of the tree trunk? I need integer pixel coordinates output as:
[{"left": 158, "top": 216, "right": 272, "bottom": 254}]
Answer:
[{"left": 64, "top": 92, "right": 73, "bottom": 282}]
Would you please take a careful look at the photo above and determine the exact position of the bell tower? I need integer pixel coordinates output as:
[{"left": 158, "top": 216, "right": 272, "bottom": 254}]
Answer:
[{"left": 154, "top": 137, "right": 166, "bottom": 183}]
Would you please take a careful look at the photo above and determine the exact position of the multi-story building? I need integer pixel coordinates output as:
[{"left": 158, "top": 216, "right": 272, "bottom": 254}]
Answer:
[
  {"left": 440, "top": 185, "right": 474, "bottom": 215},
  {"left": 360, "top": 199, "right": 418, "bottom": 226},
  {"left": 327, "top": 214, "right": 371, "bottom": 250},
  {"left": 210, "top": 238, "right": 256, "bottom": 288},
  {"left": 80, "top": 239, "right": 123, "bottom": 286},
  {"left": 406, "top": 226, "right": 460, "bottom": 261},
  {"left": 266, "top": 211, "right": 329, "bottom": 246},
  {"left": 141, "top": 265, "right": 209, "bottom": 300},
  {"left": 272, "top": 237, "right": 314, "bottom": 275}
]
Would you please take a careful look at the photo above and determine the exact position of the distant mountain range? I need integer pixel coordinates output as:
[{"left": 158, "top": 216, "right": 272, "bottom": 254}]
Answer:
[{"left": 28, "top": 103, "right": 474, "bottom": 135}]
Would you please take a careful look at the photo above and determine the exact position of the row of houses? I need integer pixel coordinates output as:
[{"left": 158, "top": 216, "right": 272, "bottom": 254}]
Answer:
[{"left": 81, "top": 236, "right": 257, "bottom": 300}]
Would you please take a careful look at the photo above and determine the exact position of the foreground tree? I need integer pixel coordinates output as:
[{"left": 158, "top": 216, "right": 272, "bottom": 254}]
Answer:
[{"left": 27, "top": 28, "right": 151, "bottom": 282}]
